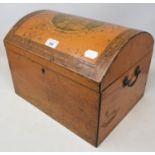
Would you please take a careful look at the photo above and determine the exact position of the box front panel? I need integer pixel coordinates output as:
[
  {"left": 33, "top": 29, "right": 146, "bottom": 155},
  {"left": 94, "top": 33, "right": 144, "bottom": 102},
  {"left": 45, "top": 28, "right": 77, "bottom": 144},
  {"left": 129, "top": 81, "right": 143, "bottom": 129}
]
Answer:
[
  {"left": 98, "top": 53, "right": 153, "bottom": 145},
  {"left": 6, "top": 49, "right": 99, "bottom": 146}
]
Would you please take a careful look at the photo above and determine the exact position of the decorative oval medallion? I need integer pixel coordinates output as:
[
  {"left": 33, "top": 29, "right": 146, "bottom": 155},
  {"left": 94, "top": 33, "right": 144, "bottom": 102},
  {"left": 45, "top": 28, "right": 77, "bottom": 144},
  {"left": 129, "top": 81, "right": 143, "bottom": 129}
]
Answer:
[{"left": 52, "top": 14, "right": 103, "bottom": 32}]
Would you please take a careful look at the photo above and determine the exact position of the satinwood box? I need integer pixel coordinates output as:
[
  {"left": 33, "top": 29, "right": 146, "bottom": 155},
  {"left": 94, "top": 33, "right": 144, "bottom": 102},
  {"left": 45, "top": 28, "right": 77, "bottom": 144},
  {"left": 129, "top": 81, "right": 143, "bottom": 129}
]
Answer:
[{"left": 4, "top": 10, "right": 154, "bottom": 146}]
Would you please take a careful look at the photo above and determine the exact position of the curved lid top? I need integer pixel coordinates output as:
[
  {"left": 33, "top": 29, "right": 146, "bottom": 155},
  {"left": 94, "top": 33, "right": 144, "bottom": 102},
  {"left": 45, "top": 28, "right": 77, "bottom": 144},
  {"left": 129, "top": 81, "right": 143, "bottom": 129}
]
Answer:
[{"left": 5, "top": 10, "right": 141, "bottom": 82}]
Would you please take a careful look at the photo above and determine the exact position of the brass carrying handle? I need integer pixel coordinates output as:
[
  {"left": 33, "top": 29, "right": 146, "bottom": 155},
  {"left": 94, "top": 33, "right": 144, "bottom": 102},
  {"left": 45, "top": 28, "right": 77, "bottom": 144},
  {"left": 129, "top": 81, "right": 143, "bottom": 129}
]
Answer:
[{"left": 123, "top": 66, "right": 141, "bottom": 87}]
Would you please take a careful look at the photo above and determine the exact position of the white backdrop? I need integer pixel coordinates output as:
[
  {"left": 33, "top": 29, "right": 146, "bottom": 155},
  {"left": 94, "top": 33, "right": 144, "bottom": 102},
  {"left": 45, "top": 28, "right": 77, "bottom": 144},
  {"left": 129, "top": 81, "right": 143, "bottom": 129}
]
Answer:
[{"left": 0, "top": 4, "right": 155, "bottom": 151}]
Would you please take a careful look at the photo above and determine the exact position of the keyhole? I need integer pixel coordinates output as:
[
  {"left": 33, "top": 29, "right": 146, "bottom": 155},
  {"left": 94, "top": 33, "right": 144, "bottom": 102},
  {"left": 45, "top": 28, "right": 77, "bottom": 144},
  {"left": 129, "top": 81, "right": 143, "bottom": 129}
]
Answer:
[{"left": 41, "top": 68, "right": 45, "bottom": 74}]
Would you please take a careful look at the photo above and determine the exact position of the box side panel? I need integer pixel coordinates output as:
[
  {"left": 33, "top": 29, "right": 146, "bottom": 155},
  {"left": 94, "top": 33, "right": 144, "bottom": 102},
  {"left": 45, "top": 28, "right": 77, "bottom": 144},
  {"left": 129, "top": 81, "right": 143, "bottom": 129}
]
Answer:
[
  {"left": 6, "top": 47, "right": 100, "bottom": 146},
  {"left": 97, "top": 52, "right": 153, "bottom": 145},
  {"left": 101, "top": 32, "right": 154, "bottom": 90}
]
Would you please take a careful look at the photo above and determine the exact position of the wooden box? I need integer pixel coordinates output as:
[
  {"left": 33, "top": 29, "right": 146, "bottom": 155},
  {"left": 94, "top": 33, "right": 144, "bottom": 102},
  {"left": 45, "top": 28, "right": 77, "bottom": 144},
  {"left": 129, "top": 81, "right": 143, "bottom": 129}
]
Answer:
[{"left": 4, "top": 10, "right": 154, "bottom": 147}]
